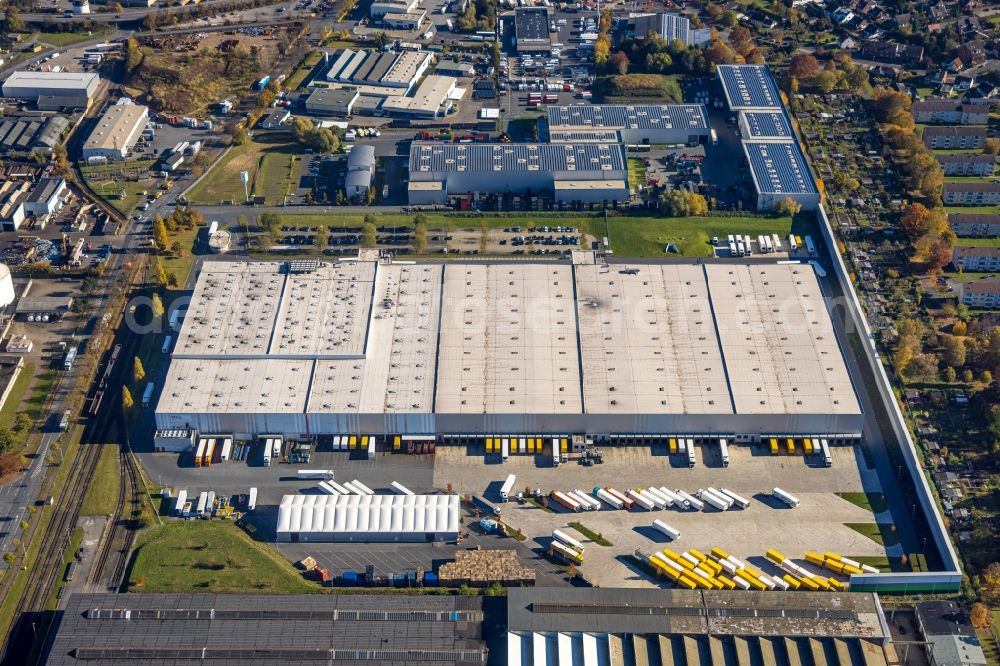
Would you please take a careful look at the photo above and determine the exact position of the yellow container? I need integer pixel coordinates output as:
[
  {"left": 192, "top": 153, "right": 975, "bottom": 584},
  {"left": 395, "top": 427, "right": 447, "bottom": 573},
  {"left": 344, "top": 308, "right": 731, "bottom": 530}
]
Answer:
[
  {"left": 701, "top": 559, "right": 722, "bottom": 576},
  {"left": 710, "top": 547, "right": 730, "bottom": 561},
  {"left": 804, "top": 438, "right": 813, "bottom": 454},
  {"left": 770, "top": 438, "right": 779, "bottom": 454},
  {"left": 825, "top": 561, "right": 845, "bottom": 574},
  {"left": 805, "top": 552, "right": 825, "bottom": 566},
  {"left": 824, "top": 552, "right": 842, "bottom": 562},
  {"left": 669, "top": 438, "right": 678, "bottom": 453},
  {"left": 677, "top": 576, "right": 697, "bottom": 590},
  {"left": 560, "top": 438, "right": 568, "bottom": 453},
  {"left": 348, "top": 435, "right": 357, "bottom": 449},
  {"left": 782, "top": 574, "right": 802, "bottom": 590},
  {"left": 717, "top": 575, "right": 737, "bottom": 590},
  {"left": 688, "top": 548, "right": 707, "bottom": 562},
  {"left": 811, "top": 576, "right": 832, "bottom": 590},
  {"left": 662, "top": 548, "right": 681, "bottom": 561},
  {"left": 766, "top": 549, "right": 785, "bottom": 564},
  {"left": 527, "top": 438, "right": 534, "bottom": 453},
  {"left": 786, "top": 438, "right": 796, "bottom": 454},
  {"left": 828, "top": 578, "right": 845, "bottom": 591},
  {"left": 674, "top": 557, "right": 695, "bottom": 571},
  {"left": 842, "top": 564, "right": 863, "bottom": 575}
]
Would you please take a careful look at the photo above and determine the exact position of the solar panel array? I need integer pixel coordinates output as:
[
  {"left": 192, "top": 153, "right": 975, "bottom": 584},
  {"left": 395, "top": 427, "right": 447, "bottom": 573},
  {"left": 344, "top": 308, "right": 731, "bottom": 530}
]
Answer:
[
  {"left": 743, "top": 141, "right": 818, "bottom": 195},
  {"left": 409, "top": 142, "right": 626, "bottom": 174},
  {"left": 740, "top": 111, "right": 793, "bottom": 140},
  {"left": 515, "top": 7, "right": 550, "bottom": 42},
  {"left": 548, "top": 130, "right": 621, "bottom": 143},
  {"left": 547, "top": 104, "right": 708, "bottom": 132},
  {"left": 717, "top": 65, "right": 782, "bottom": 110}
]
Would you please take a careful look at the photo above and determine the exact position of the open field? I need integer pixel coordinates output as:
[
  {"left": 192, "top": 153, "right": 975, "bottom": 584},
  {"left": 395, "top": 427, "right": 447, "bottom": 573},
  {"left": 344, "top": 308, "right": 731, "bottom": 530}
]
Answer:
[
  {"left": 126, "top": 521, "right": 319, "bottom": 594},
  {"left": 158, "top": 224, "right": 202, "bottom": 289},
  {"left": 35, "top": 29, "right": 111, "bottom": 47},
  {"left": 187, "top": 136, "right": 297, "bottom": 204},
  {"left": 433, "top": 444, "right": 887, "bottom": 588},
  {"left": 80, "top": 445, "right": 120, "bottom": 517},
  {"left": 256, "top": 150, "right": 299, "bottom": 204},
  {"left": 0, "top": 364, "right": 55, "bottom": 450},
  {"left": 284, "top": 50, "right": 324, "bottom": 90}
]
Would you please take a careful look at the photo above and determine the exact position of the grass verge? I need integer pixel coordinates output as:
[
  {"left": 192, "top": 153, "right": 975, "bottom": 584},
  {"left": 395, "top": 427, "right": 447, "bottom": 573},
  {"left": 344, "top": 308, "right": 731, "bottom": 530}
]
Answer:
[
  {"left": 844, "top": 523, "right": 899, "bottom": 547},
  {"left": 834, "top": 491, "right": 889, "bottom": 514},
  {"left": 502, "top": 523, "right": 527, "bottom": 541},
  {"left": 186, "top": 136, "right": 297, "bottom": 204},
  {"left": 568, "top": 521, "right": 612, "bottom": 546},
  {"left": 35, "top": 29, "right": 110, "bottom": 46},
  {"left": 80, "top": 445, "right": 120, "bottom": 516},
  {"left": 126, "top": 521, "right": 318, "bottom": 594},
  {"left": 0, "top": 364, "right": 56, "bottom": 451},
  {"left": 284, "top": 50, "right": 323, "bottom": 90}
]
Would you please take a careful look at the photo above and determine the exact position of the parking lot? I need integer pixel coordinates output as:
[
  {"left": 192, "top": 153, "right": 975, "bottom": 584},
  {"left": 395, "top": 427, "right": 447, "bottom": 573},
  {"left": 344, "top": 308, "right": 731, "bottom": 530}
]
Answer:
[{"left": 433, "top": 444, "right": 889, "bottom": 588}]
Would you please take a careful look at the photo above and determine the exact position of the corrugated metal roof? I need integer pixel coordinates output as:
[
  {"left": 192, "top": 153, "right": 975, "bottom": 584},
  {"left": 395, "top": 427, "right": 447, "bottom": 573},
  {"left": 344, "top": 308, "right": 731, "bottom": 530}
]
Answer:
[
  {"left": 547, "top": 104, "right": 708, "bottom": 132},
  {"left": 276, "top": 493, "right": 461, "bottom": 536}
]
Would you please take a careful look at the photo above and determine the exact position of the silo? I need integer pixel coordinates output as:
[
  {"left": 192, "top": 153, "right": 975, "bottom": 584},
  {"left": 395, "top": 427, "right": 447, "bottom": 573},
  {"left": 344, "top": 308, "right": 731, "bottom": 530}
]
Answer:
[{"left": 0, "top": 264, "right": 14, "bottom": 308}]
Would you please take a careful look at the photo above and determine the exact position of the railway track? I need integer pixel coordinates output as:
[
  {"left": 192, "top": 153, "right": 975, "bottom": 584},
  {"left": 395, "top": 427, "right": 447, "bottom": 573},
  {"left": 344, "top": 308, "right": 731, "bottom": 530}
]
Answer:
[{"left": 87, "top": 445, "right": 140, "bottom": 591}]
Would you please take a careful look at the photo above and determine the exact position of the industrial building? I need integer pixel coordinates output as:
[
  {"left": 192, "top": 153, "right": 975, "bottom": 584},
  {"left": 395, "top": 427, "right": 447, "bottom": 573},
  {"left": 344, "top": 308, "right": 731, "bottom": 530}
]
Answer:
[
  {"left": 738, "top": 110, "right": 795, "bottom": 141},
  {"left": 505, "top": 588, "right": 893, "bottom": 666},
  {"left": 370, "top": 0, "right": 419, "bottom": 18},
  {"left": 632, "top": 12, "right": 711, "bottom": 46},
  {"left": 514, "top": 7, "right": 551, "bottom": 53},
  {"left": 23, "top": 177, "right": 67, "bottom": 218},
  {"left": 383, "top": 10, "right": 425, "bottom": 29},
  {"left": 915, "top": 601, "right": 988, "bottom": 666},
  {"left": 742, "top": 140, "right": 821, "bottom": 211},
  {"left": 44, "top": 593, "right": 487, "bottom": 666},
  {"left": 716, "top": 65, "right": 782, "bottom": 111},
  {"left": 276, "top": 493, "right": 461, "bottom": 542},
  {"left": 407, "top": 141, "right": 629, "bottom": 204},
  {"left": 1, "top": 71, "right": 100, "bottom": 109},
  {"left": 379, "top": 74, "right": 458, "bottom": 119},
  {"left": 0, "top": 115, "right": 68, "bottom": 153},
  {"left": 546, "top": 104, "right": 710, "bottom": 145},
  {"left": 345, "top": 144, "right": 375, "bottom": 199},
  {"left": 0, "top": 181, "right": 30, "bottom": 231},
  {"left": 305, "top": 88, "right": 360, "bottom": 116},
  {"left": 324, "top": 49, "right": 432, "bottom": 96},
  {"left": 154, "top": 257, "right": 862, "bottom": 441},
  {"left": 81, "top": 101, "right": 149, "bottom": 161}
]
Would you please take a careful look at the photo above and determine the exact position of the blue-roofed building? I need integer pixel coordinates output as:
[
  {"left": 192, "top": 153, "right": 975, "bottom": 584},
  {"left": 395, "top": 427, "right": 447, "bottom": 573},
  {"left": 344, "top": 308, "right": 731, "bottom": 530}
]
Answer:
[
  {"left": 742, "top": 141, "right": 820, "bottom": 211},
  {"left": 546, "top": 104, "right": 710, "bottom": 145},
  {"left": 407, "top": 142, "right": 629, "bottom": 205},
  {"left": 738, "top": 110, "right": 794, "bottom": 141},
  {"left": 716, "top": 65, "right": 782, "bottom": 111}
]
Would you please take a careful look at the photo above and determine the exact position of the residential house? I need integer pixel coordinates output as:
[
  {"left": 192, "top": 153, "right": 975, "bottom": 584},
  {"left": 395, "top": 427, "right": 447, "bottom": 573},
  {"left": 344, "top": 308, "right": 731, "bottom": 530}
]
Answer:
[
  {"left": 949, "top": 213, "right": 1000, "bottom": 237},
  {"left": 859, "top": 41, "right": 924, "bottom": 65},
  {"left": 912, "top": 99, "right": 990, "bottom": 124},
  {"left": 915, "top": 601, "right": 988, "bottom": 666},
  {"left": 951, "top": 245, "right": 1000, "bottom": 271},
  {"left": 935, "top": 153, "right": 995, "bottom": 177},
  {"left": 943, "top": 182, "right": 1000, "bottom": 205},
  {"left": 961, "top": 279, "right": 1000, "bottom": 308},
  {"left": 922, "top": 125, "right": 987, "bottom": 149}
]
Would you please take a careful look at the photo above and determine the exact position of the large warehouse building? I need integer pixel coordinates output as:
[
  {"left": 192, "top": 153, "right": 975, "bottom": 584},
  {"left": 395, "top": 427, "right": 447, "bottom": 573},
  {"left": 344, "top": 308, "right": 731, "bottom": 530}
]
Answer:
[
  {"left": 407, "top": 141, "right": 629, "bottom": 204},
  {"left": 742, "top": 140, "right": 821, "bottom": 211},
  {"left": 154, "top": 257, "right": 862, "bottom": 441},
  {"left": 276, "top": 493, "right": 460, "bottom": 542},
  {"left": 1, "top": 71, "right": 100, "bottom": 109},
  {"left": 81, "top": 101, "right": 149, "bottom": 161},
  {"left": 546, "top": 104, "right": 710, "bottom": 145},
  {"left": 716, "top": 64, "right": 782, "bottom": 111},
  {"left": 632, "top": 12, "right": 711, "bottom": 46}
]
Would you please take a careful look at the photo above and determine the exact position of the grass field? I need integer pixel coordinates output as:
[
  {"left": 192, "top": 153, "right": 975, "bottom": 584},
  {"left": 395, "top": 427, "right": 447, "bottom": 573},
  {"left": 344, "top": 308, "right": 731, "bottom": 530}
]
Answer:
[
  {"left": 256, "top": 150, "right": 299, "bottom": 204},
  {"left": 35, "top": 29, "right": 110, "bottom": 47},
  {"left": 187, "top": 136, "right": 298, "bottom": 204},
  {"left": 263, "top": 212, "right": 799, "bottom": 257},
  {"left": 126, "top": 521, "right": 318, "bottom": 594},
  {"left": 159, "top": 225, "right": 202, "bottom": 289},
  {"left": 950, "top": 237, "right": 1000, "bottom": 248},
  {"left": 835, "top": 491, "right": 889, "bottom": 514},
  {"left": 946, "top": 205, "right": 1000, "bottom": 215},
  {"left": 0, "top": 364, "right": 55, "bottom": 451},
  {"left": 86, "top": 179, "right": 154, "bottom": 216},
  {"left": 284, "top": 50, "right": 324, "bottom": 90},
  {"left": 80, "top": 445, "right": 121, "bottom": 516},
  {"left": 845, "top": 523, "right": 899, "bottom": 547},
  {"left": 568, "top": 522, "right": 612, "bottom": 547}
]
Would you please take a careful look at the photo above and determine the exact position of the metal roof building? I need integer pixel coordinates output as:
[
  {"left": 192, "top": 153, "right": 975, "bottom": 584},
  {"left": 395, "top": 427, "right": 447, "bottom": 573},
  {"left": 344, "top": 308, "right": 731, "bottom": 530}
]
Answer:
[
  {"left": 45, "top": 593, "right": 486, "bottom": 666},
  {"left": 515, "top": 7, "right": 551, "bottom": 52},
  {"left": 738, "top": 110, "right": 794, "bottom": 141},
  {"left": 345, "top": 144, "right": 376, "bottom": 198},
  {"left": 1, "top": 71, "right": 99, "bottom": 108},
  {"left": 407, "top": 141, "right": 629, "bottom": 204},
  {"left": 716, "top": 65, "right": 782, "bottom": 111},
  {"left": 154, "top": 258, "right": 862, "bottom": 440},
  {"left": 546, "top": 104, "right": 710, "bottom": 145},
  {"left": 632, "top": 12, "right": 711, "bottom": 46},
  {"left": 81, "top": 102, "right": 149, "bottom": 161},
  {"left": 276, "top": 493, "right": 461, "bottom": 542},
  {"left": 742, "top": 140, "right": 821, "bottom": 211},
  {"left": 505, "top": 588, "right": 892, "bottom": 666}
]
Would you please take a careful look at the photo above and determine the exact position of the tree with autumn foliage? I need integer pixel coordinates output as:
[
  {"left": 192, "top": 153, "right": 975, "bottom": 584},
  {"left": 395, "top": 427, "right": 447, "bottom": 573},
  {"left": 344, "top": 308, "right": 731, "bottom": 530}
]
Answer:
[
  {"left": 609, "top": 51, "right": 630, "bottom": 75},
  {"left": 900, "top": 203, "right": 948, "bottom": 240},
  {"left": 789, "top": 53, "right": 819, "bottom": 79}
]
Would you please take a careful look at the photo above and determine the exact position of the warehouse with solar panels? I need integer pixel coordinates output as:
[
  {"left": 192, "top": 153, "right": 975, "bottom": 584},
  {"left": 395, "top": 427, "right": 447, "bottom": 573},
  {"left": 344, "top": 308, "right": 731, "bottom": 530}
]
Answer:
[
  {"left": 546, "top": 104, "right": 710, "bottom": 145},
  {"left": 717, "top": 65, "right": 820, "bottom": 212},
  {"left": 154, "top": 256, "right": 862, "bottom": 442}
]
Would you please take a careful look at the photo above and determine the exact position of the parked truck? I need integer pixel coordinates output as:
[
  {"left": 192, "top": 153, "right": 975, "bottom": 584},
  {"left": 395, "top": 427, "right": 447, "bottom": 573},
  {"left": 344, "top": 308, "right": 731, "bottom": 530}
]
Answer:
[
  {"left": 550, "top": 490, "right": 583, "bottom": 512},
  {"left": 719, "top": 439, "right": 729, "bottom": 467},
  {"left": 717, "top": 487, "right": 751, "bottom": 509},
  {"left": 552, "top": 529, "right": 585, "bottom": 553},
  {"left": 297, "top": 470, "right": 335, "bottom": 480},
  {"left": 473, "top": 495, "right": 502, "bottom": 516},
  {"left": 675, "top": 490, "right": 704, "bottom": 511},
  {"left": 627, "top": 489, "right": 656, "bottom": 511},
  {"left": 699, "top": 488, "right": 731, "bottom": 511},
  {"left": 652, "top": 519, "right": 680, "bottom": 540},
  {"left": 247, "top": 487, "right": 257, "bottom": 511},
  {"left": 595, "top": 487, "right": 624, "bottom": 509},
  {"left": 390, "top": 481, "right": 415, "bottom": 496},
  {"left": 772, "top": 487, "right": 800, "bottom": 507},
  {"left": 499, "top": 474, "right": 516, "bottom": 502},
  {"left": 605, "top": 487, "right": 634, "bottom": 509}
]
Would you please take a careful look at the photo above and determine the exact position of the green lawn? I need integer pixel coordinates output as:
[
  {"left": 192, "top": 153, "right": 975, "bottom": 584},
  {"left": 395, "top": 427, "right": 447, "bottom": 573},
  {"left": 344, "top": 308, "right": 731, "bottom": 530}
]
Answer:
[
  {"left": 127, "top": 521, "right": 319, "bottom": 594},
  {"left": 35, "top": 29, "right": 110, "bottom": 47},
  {"left": 568, "top": 521, "right": 612, "bottom": 547},
  {"left": 951, "top": 237, "right": 1000, "bottom": 248},
  {"left": 0, "top": 363, "right": 55, "bottom": 450},
  {"left": 265, "top": 212, "right": 804, "bottom": 257},
  {"left": 80, "top": 445, "right": 121, "bottom": 516},
  {"left": 284, "top": 50, "right": 323, "bottom": 90},
  {"left": 86, "top": 179, "right": 154, "bottom": 216},
  {"left": 844, "top": 523, "right": 899, "bottom": 547},
  {"left": 834, "top": 492, "right": 889, "bottom": 514},
  {"left": 627, "top": 159, "right": 647, "bottom": 192},
  {"left": 187, "top": 136, "right": 298, "bottom": 205},
  {"left": 946, "top": 206, "right": 1000, "bottom": 215},
  {"left": 158, "top": 225, "right": 202, "bottom": 289},
  {"left": 256, "top": 151, "right": 299, "bottom": 204}
]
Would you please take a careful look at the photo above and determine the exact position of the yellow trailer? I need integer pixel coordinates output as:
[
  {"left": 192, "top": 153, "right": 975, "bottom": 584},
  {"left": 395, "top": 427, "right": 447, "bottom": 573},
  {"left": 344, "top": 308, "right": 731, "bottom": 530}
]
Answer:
[
  {"left": 804, "top": 438, "right": 813, "bottom": 454},
  {"left": 770, "top": 438, "right": 779, "bottom": 455},
  {"left": 560, "top": 438, "right": 568, "bottom": 453},
  {"left": 735, "top": 570, "right": 767, "bottom": 590},
  {"left": 688, "top": 548, "right": 708, "bottom": 562},
  {"left": 827, "top": 578, "right": 846, "bottom": 591},
  {"left": 811, "top": 576, "right": 832, "bottom": 590},
  {"left": 805, "top": 552, "right": 825, "bottom": 566},
  {"left": 823, "top": 552, "right": 842, "bottom": 562},
  {"left": 701, "top": 559, "right": 722, "bottom": 576},
  {"left": 662, "top": 548, "right": 681, "bottom": 561},
  {"left": 677, "top": 576, "right": 698, "bottom": 590},
  {"left": 825, "top": 561, "right": 845, "bottom": 574},
  {"left": 799, "top": 577, "right": 821, "bottom": 591},
  {"left": 717, "top": 575, "right": 737, "bottom": 590},
  {"left": 393, "top": 435, "right": 401, "bottom": 451},
  {"left": 669, "top": 438, "right": 678, "bottom": 453},
  {"left": 766, "top": 549, "right": 785, "bottom": 564},
  {"left": 710, "top": 547, "right": 730, "bottom": 561},
  {"left": 782, "top": 574, "right": 802, "bottom": 590},
  {"left": 786, "top": 438, "right": 796, "bottom": 454},
  {"left": 842, "top": 564, "right": 863, "bottom": 575},
  {"left": 348, "top": 435, "right": 357, "bottom": 449}
]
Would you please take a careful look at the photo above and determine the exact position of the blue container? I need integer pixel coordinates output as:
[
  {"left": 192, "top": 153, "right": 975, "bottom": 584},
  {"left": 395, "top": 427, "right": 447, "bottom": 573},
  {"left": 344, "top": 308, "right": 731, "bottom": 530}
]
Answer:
[
  {"left": 343, "top": 571, "right": 358, "bottom": 586},
  {"left": 392, "top": 573, "right": 406, "bottom": 588},
  {"left": 424, "top": 572, "right": 438, "bottom": 587}
]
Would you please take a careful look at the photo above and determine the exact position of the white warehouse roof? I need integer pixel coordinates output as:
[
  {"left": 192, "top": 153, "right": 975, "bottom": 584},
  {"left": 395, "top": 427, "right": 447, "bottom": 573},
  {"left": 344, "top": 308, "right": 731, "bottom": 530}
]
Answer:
[
  {"left": 276, "top": 493, "right": 460, "bottom": 538},
  {"left": 2, "top": 70, "right": 99, "bottom": 95}
]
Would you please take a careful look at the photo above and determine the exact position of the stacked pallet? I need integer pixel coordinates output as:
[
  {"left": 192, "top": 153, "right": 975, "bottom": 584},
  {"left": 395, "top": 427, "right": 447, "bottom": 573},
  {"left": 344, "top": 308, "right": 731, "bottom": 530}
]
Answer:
[{"left": 438, "top": 549, "right": 536, "bottom": 588}]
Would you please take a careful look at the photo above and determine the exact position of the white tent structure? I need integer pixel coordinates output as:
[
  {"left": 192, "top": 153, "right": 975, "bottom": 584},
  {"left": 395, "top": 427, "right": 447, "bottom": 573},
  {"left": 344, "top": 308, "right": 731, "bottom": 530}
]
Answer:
[{"left": 276, "top": 493, "right": 460, "bottom": 543}]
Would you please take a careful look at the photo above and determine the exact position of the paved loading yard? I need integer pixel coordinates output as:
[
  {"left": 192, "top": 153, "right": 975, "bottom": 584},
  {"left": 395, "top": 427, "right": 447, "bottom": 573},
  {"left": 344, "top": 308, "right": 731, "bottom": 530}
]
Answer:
[{"left": 434, "top": 444, "right": 888, "bottom": 588}]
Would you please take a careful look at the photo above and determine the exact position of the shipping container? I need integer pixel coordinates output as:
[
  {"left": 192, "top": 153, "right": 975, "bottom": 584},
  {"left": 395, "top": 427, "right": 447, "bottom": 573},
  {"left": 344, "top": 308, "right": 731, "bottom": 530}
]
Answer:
[
  {"left": 552, "top": 529, "right": 585, "bottom": 553},
  {"left": 627, "top": 489, "right": 655, "bottom": 511},
  {"left": 570, "top": 489, "right": 599, "bottom": 511},
  {"left": 351, "top": 480, "right": 375, "bottom": 495},
  {"left": 366, "top": 436, "right": 376, "bottom": 459},
  {"left": 550, "top": 490, "right": 583, "bottom": 512},
  {"left": 675, "top": 489, "right": 704, "bottom": 511},
  {"left": 805, "top": 235, "right": 816, "bottom": 256},
  {"left": 641, "top": 488, "right": 670, "bottom": 510},
  {"left": 248, "top": 487, "right": 257, "bottom": 511},
  {"left": 550, "top": 540, "right": 583, "bottom": 565},
  {"left": 389, "top": 480, "right": 415, "bottom": 496},
  {"left": 263, "top": 438, "right": 272, "bottom": 466},
  {"left": 195, "top": 491, "right": 208, "bottom": 516},
  {"left": 173, "top": 489, "right": 188, "bottom": 515},
  {"left": 771, "top": 234, "right": 782, "bottom": 251},
  {"left": 605, "top": 487, "right": 634, "bottom": 509},
  {"left": 772, "top": 487, "right": 800, "bottom": 508},
  {"left": 297, "top": 469, "right": 335, "bottom": 480},
  {"left": 652, "top": 519, "right": 680, "bottom": 540},
  {"left": 668, "top": 437, "right": 678, "bottom": 453},
  {"left": 194, "top": 438, "right": 207, "bottom": 467},
  {"left": 205, "top": 491, "right": 216, "bottom": 517},
  {"left": 658, "top": 487, "right": 689, "bottom": 510},
  {"left": 203, "top": 439, "right": 215, "bottom": 467},
  {"left": 717, "top": 487, "right": 751, "bottom": 509},
  {"left": 769, "top": 437, "right": 779, "bottom": 455},
  {"left": 500, "top": 474, "right": 517, "bottom": 502},
  {"left": 701, "top": 488, "right": 731, "bottom": 511},
  {"left": 788, "top": 234, "right": 798, "bottom": 251},
  {"left": 220, "top": 438, "right": 232, "bottom": 462},
  {"left": 551, "top": 438, "right": 560, "bottom": 466},
  {"left": 719, "top": 439, "right": 729, "bottom": 467},
  {"left": 686, "top": 440, "right": 696, "bottom": 467},
  {"left": 317, "top": 481, "right": 340, "bottom": 496},
  {"left": 595, "top": 487, "right": 624, "bottom": 509},
  {"left": 821, "top": 439, "right": 832, "bottom": 467},
  {"left": 501, "top": 438, "right": 510, "bottom": 461}
]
